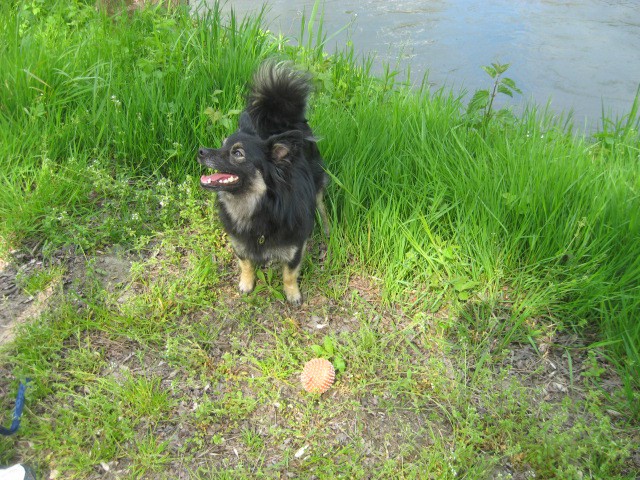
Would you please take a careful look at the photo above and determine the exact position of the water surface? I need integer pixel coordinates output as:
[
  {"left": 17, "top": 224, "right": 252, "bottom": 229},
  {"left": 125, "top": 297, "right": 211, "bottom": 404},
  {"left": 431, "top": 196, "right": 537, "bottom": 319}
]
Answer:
[{"left": 205, "top": 0, "right": 640, "bottom": 131}]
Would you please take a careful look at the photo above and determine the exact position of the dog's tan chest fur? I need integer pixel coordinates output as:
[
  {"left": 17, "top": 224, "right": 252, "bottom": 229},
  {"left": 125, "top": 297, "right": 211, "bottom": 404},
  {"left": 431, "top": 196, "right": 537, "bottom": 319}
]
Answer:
[{"left": 218, "top": 171, "right": 267, "bottom": 232}]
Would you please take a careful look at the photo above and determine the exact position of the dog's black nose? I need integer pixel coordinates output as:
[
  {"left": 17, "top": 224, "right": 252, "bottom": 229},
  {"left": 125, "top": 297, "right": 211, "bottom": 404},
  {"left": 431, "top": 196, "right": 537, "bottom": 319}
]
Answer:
[{"left": 197, "top": 147, "right": 212, "bottom": 165}]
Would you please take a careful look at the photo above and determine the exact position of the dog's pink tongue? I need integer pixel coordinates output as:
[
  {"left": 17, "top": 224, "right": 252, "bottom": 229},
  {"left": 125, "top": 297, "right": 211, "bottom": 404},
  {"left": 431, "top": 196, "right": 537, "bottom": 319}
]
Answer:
[{"left": 201, "top": 173, "right": 235, "bottom": 184}]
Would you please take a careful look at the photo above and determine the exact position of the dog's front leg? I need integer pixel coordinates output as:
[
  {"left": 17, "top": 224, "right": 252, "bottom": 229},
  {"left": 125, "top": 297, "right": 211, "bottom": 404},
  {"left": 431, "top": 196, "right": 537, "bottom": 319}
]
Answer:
[
  {"left": 283, "top": 260, "right": 302, "bottom": 305},
  {"left": 238, "top": 258, "right": 255, "bottom": 294}
]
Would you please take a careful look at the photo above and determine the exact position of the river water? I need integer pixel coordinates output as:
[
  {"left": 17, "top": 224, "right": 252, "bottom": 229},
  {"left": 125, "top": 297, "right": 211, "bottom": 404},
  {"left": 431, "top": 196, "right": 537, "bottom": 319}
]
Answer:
[{"left": 204, "top": 0, "right": 640, "bottom": 132}]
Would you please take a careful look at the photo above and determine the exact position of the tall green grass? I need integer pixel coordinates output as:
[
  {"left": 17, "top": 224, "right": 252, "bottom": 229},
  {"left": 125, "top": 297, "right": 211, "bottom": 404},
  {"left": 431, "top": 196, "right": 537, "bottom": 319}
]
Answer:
[
  {"left": 313, "top": 72, "right": 640, "bottom": 388},
  {"left": 1, "top": 1, "right": 638, "bottom": 394},
  {"left": 0, "top": 0, "right": 276, "bottom": 249}
]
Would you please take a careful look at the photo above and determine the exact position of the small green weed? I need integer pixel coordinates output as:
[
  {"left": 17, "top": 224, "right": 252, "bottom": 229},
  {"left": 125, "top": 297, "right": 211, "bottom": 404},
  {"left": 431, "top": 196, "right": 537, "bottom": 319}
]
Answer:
[
  {"left": 466, "top": 61, "right": 522, "bottom": 127},
  {"left": 310, "top": 335, "right": 346, "bottom": 373},
  {"left": 253, "top": 268, "right": 287, "bottom": 302}
]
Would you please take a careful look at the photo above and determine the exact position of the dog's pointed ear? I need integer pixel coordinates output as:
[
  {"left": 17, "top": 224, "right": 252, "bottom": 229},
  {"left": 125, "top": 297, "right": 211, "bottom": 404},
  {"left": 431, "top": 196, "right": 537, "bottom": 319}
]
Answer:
[{"left": 268, "top": 130, "right": 304, "bottom": 163}]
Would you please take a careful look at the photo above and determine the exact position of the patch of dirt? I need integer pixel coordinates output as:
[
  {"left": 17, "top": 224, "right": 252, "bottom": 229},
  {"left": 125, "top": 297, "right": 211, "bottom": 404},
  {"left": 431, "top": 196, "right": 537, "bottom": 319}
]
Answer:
[
  {"left": 456, "top": 298, "right": 626, "bottom": 403},
  {"left": 3, "top": 242, "right": 638, "bottom": 478},
  {"left": 498, "top": 332, "right": 624, "bottom": 402},
  {"left": 0, "top": 249, "right": 136, "bottom": 347},
  {"left": 0, "top": 257, "right": 55, "bottom": 345},
  {"left": 64, "top": 328, "right": 444, "bottom": 480},
  {"left": 29, "top": 263, "right": 440, "bottom": 479}
]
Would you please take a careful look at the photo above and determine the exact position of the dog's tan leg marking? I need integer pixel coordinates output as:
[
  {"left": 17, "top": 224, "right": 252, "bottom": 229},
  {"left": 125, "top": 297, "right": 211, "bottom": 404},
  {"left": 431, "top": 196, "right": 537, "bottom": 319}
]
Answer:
[
  {"left": 316, "top": 191, "right": 330, "bottom": 237},
  {"left": 238, "top": 258, "right": 255, "bottom": 294},
  {"left": 283, "top": 263, "right": 302, "bottom": 305}
]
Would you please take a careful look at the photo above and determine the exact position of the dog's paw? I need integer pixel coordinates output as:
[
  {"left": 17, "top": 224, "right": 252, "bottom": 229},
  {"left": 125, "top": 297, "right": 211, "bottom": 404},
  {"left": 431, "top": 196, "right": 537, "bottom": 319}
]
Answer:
[
  {"left": 285, "top": 289, "right": 302, "bottom": 306},
  {"left": 238, "top": 279, "right": 255, "bottom": 294},
  {"left": 287, "top": 294, "right": 302, "bottom": 306}
]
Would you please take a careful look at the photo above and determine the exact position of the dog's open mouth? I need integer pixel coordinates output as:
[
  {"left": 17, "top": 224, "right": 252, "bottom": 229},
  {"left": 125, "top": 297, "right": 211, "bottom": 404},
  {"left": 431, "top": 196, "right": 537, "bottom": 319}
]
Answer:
[{"left": 200, "top": 172, "right": 240, "bottom": 187}]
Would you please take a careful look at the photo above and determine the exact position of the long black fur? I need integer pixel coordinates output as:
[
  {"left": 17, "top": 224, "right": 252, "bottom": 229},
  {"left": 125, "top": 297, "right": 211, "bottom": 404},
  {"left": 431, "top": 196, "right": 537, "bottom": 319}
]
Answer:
[
  {"left": 243, "top": 61, "right": 328, "bottom": 196},
  {"left": 197, "top": 60, "right": 328, "bottom": 303},
  {"left": 246, "top": 62, "right": 310, "bottom": 135}
]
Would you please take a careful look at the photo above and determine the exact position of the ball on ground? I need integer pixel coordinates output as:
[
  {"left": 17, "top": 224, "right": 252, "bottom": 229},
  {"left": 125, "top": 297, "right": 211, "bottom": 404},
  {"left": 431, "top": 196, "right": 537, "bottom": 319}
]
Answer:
[{"left": 300, "top": 358, "right": 335, "bottom": 394}]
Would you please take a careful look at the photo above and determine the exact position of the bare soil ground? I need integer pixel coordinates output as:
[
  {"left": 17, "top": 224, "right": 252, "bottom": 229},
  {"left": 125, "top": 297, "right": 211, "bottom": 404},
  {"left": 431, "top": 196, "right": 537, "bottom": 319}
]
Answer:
[
  {"left": 1, "top": 251, "right": 133, "bottom": 346},
  {"left": 1, "top": 247, "right": 638, "bottom": 479}
]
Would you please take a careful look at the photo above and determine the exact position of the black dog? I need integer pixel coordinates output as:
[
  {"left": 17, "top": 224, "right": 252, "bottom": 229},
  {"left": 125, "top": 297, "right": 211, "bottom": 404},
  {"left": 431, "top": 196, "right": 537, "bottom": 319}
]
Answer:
[{"left": 198, "top": 61, "right": 329, "bottom": 305}]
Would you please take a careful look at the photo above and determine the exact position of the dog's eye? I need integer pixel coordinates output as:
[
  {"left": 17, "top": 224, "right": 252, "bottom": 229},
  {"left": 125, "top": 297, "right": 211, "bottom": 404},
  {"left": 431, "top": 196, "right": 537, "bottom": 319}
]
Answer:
[{"left": 232, "top": 149, "right": 244, "bottom": 158}]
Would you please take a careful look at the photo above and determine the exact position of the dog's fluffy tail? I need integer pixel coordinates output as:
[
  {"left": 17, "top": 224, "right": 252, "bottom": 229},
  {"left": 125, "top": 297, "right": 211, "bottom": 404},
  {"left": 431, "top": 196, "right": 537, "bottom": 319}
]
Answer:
[{"left": 246, "top": 60, "right": 313, "bottom": 137}]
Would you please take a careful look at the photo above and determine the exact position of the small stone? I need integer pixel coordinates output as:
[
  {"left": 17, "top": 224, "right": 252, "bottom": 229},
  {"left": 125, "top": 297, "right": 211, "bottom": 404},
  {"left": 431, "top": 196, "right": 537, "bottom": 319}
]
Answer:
[{"left": 295, "top": 445, "right": 309, "bottom": 458}]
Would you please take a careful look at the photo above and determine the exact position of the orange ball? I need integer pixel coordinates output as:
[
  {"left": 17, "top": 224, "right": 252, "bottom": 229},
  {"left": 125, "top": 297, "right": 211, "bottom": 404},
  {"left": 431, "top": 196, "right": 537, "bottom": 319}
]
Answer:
[{"left": 300, "top": 358, "right": 335, "bottom": 394}]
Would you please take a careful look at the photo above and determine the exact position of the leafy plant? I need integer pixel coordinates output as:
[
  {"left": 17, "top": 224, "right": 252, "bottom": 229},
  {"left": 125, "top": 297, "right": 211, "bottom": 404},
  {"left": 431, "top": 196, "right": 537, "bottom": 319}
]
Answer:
[
  {"left": 310, "top": 335, "right": 346, "bottom": 373},
  {"left": 466, "top": 62, "right": 522, "bottom": 127},
  {"left": 253, "top": 268, "right": 286, "bottom": 302},
  {"left": 203, "top": 90, "right": 241, "bottom": 131}
]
